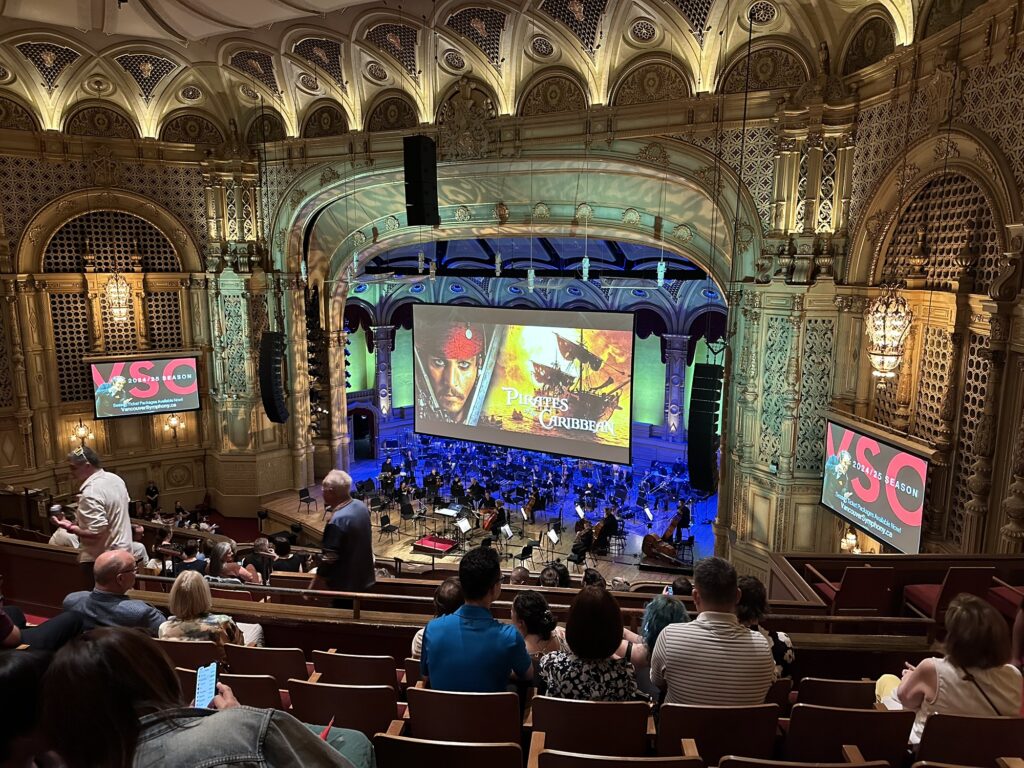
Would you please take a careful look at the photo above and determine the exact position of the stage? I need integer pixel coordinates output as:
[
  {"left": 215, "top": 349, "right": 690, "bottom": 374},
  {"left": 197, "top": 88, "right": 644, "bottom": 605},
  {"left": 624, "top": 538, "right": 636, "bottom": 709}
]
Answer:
[{"left": 260, "top": 453, "right": 717, "bottom": 585}]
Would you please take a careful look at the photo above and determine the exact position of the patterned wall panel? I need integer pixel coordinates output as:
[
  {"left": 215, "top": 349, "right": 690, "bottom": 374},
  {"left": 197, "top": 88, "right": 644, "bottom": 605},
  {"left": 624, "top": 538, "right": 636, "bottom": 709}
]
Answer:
[
  {"left": 292, "top": 38, "right": 346, "bottom": 89},
  {"left": 15, "top": 42, "right": 80, "bottom": 93},
  {"left": 759, "top": 316, "right": 791, "bottom": 462},
  {"left": 722, "top": 48, "right": 807, "bottom": 93},
  {"left": 881, "top": 173, "right": 1002, "bottom": 292},
  {"left": 794, "top": 142, "right": 810, "bottom": 229},
  {"left": 49, "top": 292, "right": 91, "bottom": 402},
  {"left": 366, "top": 96, "right": 419, "bottom": 132},
  {"left": 160, "top": 113, "right": 224, "bottom": 145},
  {"left": 146, "top": 292, "right": 183, "bottom": 350},
  {"left": 923, "top": 0, "right": 987, "bottom": 38},
  {"left": 65, "top": 106, "right": 139, "bottom": 139},
  {"left": 446, "top": 8, "right": 507, "bottom": 67},
  {"left": 114, "top": 54, "right": 177, "bottom": 103},
  {"left": 520, "top": 74, "right": 588, "bottom": 116},
  {"left": 668, "top": 0, "right": 713, "bottom": 45},
  {"left": 688, "top": 125, "right": 776, "bottom": 233},
  {"left": 872, "top": 378, "right": 899, "bottom": 429},
  {"left": 229, "top": 50, "right": 280, "bottom": 93},
  {"left": 842, "top": 17, "right": 896, "bottom": 75},
  {"left": 302, "top": 104, "right": 348, "bottom": 138},
  {"left": 613, "top": 62, "right": 689, "bottom": 106},
  {"left": 221, "top": 296, "right": 248, "bottom": 394},
  {"left": 43, "top": 211, "right": 180, "bottom": 273},
  {"left": 961, "top": 47, "right": 1024, "bottom": 192},
  {"left": 365, "top": 24, "right": 419, "bottom": 77},
  {"left": 246, "top": 112, "right": 287, "bottom": 144},
  {"left": 949, "top": 333, "right": 990, "bottom": 548},
  {"left": 796, "top": 319, "right": 835, "bottom": 472},
  {"left": 912, "top": 326, "right": 952, "bottom": 443},
  {"left": 101, "top": 295, "right": 138, "bottom": 354},
  {"left": 0, "top": 310, "right": 14, "bottom": 408},
  {"left": 0, "top": 96, "right": 38, "bottom": 131},
  {"left": 817, "top": 138, "right": 838, "bottom": 232},
  {"left": 539, "top": 0, "right": 608, "bottom": 54}
]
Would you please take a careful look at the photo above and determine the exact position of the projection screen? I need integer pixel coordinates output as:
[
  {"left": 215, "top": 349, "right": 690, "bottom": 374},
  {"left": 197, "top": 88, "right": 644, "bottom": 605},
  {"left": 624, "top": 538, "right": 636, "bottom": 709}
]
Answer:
[{"left": 413, "top": 304, "right": 635, "bottom": 464}]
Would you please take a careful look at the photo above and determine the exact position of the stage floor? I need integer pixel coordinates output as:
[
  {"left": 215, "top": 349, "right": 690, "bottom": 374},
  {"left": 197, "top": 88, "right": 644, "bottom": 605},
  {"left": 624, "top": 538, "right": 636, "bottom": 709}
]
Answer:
[{"left": 261, "top": 457, "right": 717, "bottom": 585}]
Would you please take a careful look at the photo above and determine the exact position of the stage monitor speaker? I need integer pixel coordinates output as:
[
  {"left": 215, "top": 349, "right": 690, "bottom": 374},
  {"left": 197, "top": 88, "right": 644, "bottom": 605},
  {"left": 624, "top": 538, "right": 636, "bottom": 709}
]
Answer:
[
  {"left": 404, "top": 135, "right": 440, "bottom": 227},
  {"left": 687, "top": 363, "right": 724, "bottom": 494},
  {"left": 259, "top": 331, "right": 289, "bottom": 424}
]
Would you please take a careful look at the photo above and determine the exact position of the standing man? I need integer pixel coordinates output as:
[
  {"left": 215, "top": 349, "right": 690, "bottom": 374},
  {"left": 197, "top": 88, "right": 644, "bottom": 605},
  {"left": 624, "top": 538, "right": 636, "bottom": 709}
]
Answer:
[
  {"left": 311, "top": 469, "right": 375, "bottom": 608},
  {"left": 52, "top": 447, "right": 132, "bottom": 589}
]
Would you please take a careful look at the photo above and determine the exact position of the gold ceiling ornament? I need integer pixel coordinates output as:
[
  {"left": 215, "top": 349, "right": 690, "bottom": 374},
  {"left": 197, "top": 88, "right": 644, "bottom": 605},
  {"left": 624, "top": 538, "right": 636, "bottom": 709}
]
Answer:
[
  {"left": 104, "top": 270, "right": 132, "bottom": 323},
  {"left": 863, "top": 282, "right": 913, "bottom": 385}
]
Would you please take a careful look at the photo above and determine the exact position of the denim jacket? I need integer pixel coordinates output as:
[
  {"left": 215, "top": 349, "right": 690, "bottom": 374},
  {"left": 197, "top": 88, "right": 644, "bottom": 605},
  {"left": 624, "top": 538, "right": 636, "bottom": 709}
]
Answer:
[{"left": 134, "top": 706, "right": 357, "bottom": 767}]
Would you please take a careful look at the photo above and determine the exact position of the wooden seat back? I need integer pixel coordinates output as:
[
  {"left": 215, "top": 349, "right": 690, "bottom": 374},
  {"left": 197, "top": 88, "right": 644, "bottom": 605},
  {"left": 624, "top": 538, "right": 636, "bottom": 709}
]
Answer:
[
  {"left": 406, "top": 687, "right": 520, "bottom": 743},
  {"left": 531, "top": 695, "right": 650, "bottom": 757},
  {"left": 210, "top": 587, "right": 253, "bottom": 601},
  {"left": 785, "top": 704, "right": 915, "bottom": 766},
  {"left": 220, "top": 673, "right": 283, "bottom": 710},
  {"left": 288, "top": 680, "right": 397, "bottom": 737},
  {"left": 404, "top": 657, "right": 421, "bottom": 687},
  {"left": 373, "top": 734, "right": 521, "bottom": 768},
  {"left": 916, "top": 714, "right": 1024, "bottom": 767},
  {"left": 225, "top": 644, "right": 307, "bottom": 686},
  {"left": 720, "top": 757, "right": 890, "bottom": 768},
  {"left": 312, "top": 650, "right": 400, "bottom": 689},
  {"left": 657, "top": 703, "right": 780, "bottom": 764},
  {"left": 930, "top": 568, "right": 996, "bottom": 619},
  {"left": 834, "top": 568, "right": 896, "bottom": 615},
  {"left": 155, "top": 638, "right": 224, "bottom": 669},
  {"left": 797, "top": 678, "right": 876, "bottom": 709}
]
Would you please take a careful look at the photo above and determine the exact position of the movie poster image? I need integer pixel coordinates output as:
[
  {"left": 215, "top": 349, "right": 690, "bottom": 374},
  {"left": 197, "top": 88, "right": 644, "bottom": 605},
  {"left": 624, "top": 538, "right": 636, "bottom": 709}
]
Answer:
[{"left": 413, "top": 305, "right": 635, "bottom": 464}]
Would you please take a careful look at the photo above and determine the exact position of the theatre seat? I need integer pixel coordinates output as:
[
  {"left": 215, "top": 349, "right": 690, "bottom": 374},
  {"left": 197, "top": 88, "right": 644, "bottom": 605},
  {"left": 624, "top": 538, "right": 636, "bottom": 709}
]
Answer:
[
  {"left": 806, "top": 566, "right": 895, "bottom": 616},
  {"left": 288, "top": 680, "right": 398, "bottom": 738},
  {"left": 916, "top": 714, "right": 1024, "bottom": 767},
  {"left": 796, "top": 678, "right": 876, "bottom": 709},
  {"left": 529, "top": 696, "right": 652, "bottom": 757},
  {"left": 784, "top": 704, "right": 915, "bottom": 766},
  {"left": 903, "top": 567, "right": 995, "bottom": 624},
  {"left": 656, "top": 703, "right": 779, "bottom": 764},
  {"left": 988, "top": 584, "right": 1024, "bottom": 621},
  {"left": 405, "top": 687, "right": 520, "bottom": 743},
  {"left": 374, "top": 732, "right": 522, "bottom": 768}
]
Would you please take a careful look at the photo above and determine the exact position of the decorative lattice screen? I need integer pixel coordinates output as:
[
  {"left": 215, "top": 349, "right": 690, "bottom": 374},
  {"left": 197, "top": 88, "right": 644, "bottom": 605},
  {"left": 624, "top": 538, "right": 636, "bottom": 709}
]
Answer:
[
  {"left": 146, "top": 292, "right": 183, "bottom": 350},
  {"left": 794, "top": 144, "right": 810, "bottom": 230},
  {"left": 872, "top": 378, "right": 899, "bottom": 430},
  {"left": 912, "top": 326, "right": 952, "bottom": 443},
  {"left": 881, "top": 173, "right": 1002, "bottom": 292},
  {"left": 949, "top": 333, "right": 991, "bottom": 548},
  {"left": 49, "top": 292, "right": 91, "bottom": 402},
  {"left": 688, "top": 125, "right": 775, "bottom": 233},
  {"left": 0, "top": 310, "right": 14, "bottom": 408},
  {"left": 759, "top": 316, "right": 790, "bottom": 462},
  {"left": 101, "top": 295, "right": 138, "bottom": 355},
  {"left": 796, "top": 319, "right": 835, "bottom": 472},
  {"left": 817, "top": 139, "right": 838, "bottom": 232},
  {"left": 44, "top": 211, "right": 181, "bottom": 273}
]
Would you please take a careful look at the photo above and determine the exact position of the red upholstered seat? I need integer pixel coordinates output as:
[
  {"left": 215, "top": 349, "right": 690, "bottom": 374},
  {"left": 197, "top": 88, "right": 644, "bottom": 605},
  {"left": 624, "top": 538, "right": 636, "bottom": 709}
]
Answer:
[
  {"left": 903, "top": 567, "right": 995, "bottom": 624},
  {"left": 813, "top": 582, "right": 839, "bottom": 601},
  {"left": 988, "top": 586, "right": 1024, "bottom": 620},
  {"left": 902, "top": 583, "right": 942, "bottom": 615}
]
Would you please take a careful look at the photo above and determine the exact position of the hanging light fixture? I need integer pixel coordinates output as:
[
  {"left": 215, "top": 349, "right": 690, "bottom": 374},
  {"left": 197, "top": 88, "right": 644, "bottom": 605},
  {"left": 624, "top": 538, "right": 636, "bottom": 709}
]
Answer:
[
  {"left": 104, "top": 269, "right": 132, "bottom": 323},
  {"left": 70, "top": 419, "right": 95, "bottom": 447},
  {"left": 864, "top": 282, "right": 913, "bottom": 383}
]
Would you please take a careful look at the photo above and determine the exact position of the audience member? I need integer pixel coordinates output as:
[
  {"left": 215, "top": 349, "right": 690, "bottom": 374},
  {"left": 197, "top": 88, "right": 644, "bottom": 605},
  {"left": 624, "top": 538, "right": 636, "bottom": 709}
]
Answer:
[
  {"left": 271, "top": 536, "right": 307, "bottom": 573},
  {"left": 53, "top": 447, "right": 132, "bottom": 588},
  {"left": 551, "top": 561, "right": 571, "bottom": 588},
  {"left": 411, "top": 576, "right": 463, "bottom": 659},
  {"left": 582, "top": 568, "right": 606, "bottom": 589},
  {"left": 173, "top": 540, "right": 206, "bottom": 576},
  {"left": 159, "top": 569, "right": 265, "bottom": 647},
  {"left": 618, "top": 595, "right": 689, "bottom": 697},
  {"left": 145, "top": 480, "right": 160, "bottom": 512},
  {"left": 207, "top": 541, "right": 262, "bottom": 585},
  {"left": 0, "top": 650, "right": 55, "bottom": 767},
  {"left": 513, "top": 590, "right": 567, "bottom": 666},
  {"left": 671, "top": 575, "right": 693, "bottom": 596},
  {"left": 47, "top": 506, "right": 79, "bottom": 549},
  {"left": 539, "top": 566, "right": 560, "bottom": 587},
  {"left": 737, "top": 575, "right": 795, "bottom": 679},
  {"left": 509, "top": 566, "right": 531, "bottom": 585},
  {"left": 130, "top": 524, "right": 150, "bottom": 568},
  {"left": 889, "top": 594, "right": 1022, "bottom": 743},
  {"left": 62, "top": 550, "right": 165, "bottom": 634},
  {"left": 421, "top": 546, "right": 532, "bottom": 692},
  {"left": 42, "top": 628, "right": 369, "bottom": 768},
  {"left": 312, "top": 470, "right": 375, "bottom": 606},
  {"left": 1, "top": 575, "right": 83, "bottom": 650},
  {"left": 650, "top": 557, "right": 774, "bottom": 705},
  {"left": 539, "top": 586, "right": 641, "bottom": 701},
  {"left": 242, "top": 538, "right": 277, "bottom": 583}
]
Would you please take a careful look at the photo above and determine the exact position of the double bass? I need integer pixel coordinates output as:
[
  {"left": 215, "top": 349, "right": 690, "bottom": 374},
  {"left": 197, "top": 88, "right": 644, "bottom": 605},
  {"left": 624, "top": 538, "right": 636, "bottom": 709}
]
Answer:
[{"left": 641, "top": 508, "right": 687, "bottom": 566}]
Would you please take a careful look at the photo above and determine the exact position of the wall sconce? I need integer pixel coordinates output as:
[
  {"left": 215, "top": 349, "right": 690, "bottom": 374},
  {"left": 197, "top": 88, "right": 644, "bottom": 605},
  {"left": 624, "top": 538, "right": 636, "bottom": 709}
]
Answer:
[
  {"left": 839, "top": 526, "right": 859, "bottom": 553},
  {"left": 70, "top": 419, "right": 94, "bottom": 447},
  {"left": 163, "top": 413, "right": 184, "bottom": 441}
]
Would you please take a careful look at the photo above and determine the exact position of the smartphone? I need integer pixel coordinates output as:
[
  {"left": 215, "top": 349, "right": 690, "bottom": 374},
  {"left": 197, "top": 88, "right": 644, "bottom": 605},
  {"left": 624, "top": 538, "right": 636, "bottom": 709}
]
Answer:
[
  {"left": 195, "top": 662, "right": 217, "bottom": 708},
  {"left": 664, "top": 586, "right": 674, "bottom": 596}
]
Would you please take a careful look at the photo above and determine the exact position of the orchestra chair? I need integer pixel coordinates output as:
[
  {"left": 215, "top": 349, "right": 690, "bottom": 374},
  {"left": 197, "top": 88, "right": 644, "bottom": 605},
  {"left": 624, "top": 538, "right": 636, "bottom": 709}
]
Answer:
[
  {"left": 515, "top": 544, "right": 535, "bottom": 568},
  {"left": 805, "top": 565, "right": 897, "bottom": 617},
  {"left": 209, "top": 587, "right": 254, "bottom": 602},
  {"left": 399, "top": 501, "right": 426, "bottom": 536},
  {"left": 903, "top": 567, "right": 996, "bottom": 629},
  {"left": 373, "top": 730, "right": 522, "bottom": 768},
  {"left": 311, "top": 650, "right": 405, "bottom": 690},
  {"left": 368, "top": 496, "right": 386, "bottom": 523},
  {"left": 678, "top": 535, "right": 695, "bottom": 567},
  {"left": 795, "top": 678, "right": 877, "bottom": 710},
  {"left": 155, "top": 638, "right": 225, "bottom": 668},
  {"left": 403, "top": 657, "right": 421, "bottom": 688},
  {"left": 916, "top": 714, "right": 1024, "bottom": 767},
  {"left": 378, "top": 514, "right": 400, "bottom": 543},
  {"left": 288, "top": 680, "right": 398, "bottom": 738},
  {"left": 719, "top": 748, "right": 890, "bottom": 768},
  {"left": 529, "top": 732, "right": 703, "bottom": 768},
  {"left": 403, "top": 687, "right": 521, "bottom": 743},
  {"left": 656, "top": 703, "right": 779, "bottom": 764},
  {"left": 225, "top": 645, "right": 315, "bottom": 688},
  {"left": 297, "top": 487, "right": 317, "bottom": 516},
  {"left": 783, "top": 704, "right": 915, "bottom": 766},
  {"left": 765, "top": 678, "right": 793, "bottom": 715},
  {"left": 528, "top": 695, "right": 653, "bottom": 757}
]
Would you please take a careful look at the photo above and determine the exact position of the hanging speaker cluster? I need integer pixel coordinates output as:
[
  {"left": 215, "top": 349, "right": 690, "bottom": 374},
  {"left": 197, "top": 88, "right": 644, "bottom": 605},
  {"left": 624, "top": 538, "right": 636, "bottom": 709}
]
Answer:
[
  {"left": 687, "top": 363, "right": 724, "bottom": 494},
  {"left": 403, "top": 135, "right": 440, "bottom": 227},
  {"left": 259, "top": 331, "right": 289, "bottom": 423}
]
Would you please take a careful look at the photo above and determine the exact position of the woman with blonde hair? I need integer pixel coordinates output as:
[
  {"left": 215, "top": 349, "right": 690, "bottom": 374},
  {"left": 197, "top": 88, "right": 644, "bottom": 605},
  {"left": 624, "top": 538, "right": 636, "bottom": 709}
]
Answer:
[{"left": 159, "top": 570, "right": 263, "bottom": 646}]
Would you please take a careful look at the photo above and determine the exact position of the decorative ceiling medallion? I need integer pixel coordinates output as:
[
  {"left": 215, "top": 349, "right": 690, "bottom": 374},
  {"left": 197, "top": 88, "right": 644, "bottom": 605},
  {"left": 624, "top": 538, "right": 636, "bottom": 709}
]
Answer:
[
  {"left": 673, "top": 223, "right": 694, "bottom": 242},
  {"left": 83, "top": 76, "right": 114, "bottom": 97},
  {"left": 576, "top": 202, "right": 594, "bottom": 221},
  {"left": 298, "top": 73, "right": 320, "bottom": 93},
  {"left": 180, "top": 85, "right": 202, "bottom": 101},
  {"left": 629, "top": 19, "right": 657, "bottom": 43},
  {"left": 533, "top": 202, "right": 551, "bottom": 219},
  {"left": 455, "top": 205, "right": 472, "bottom": 221},
  {"left": 443, "top": 50, "right": 466, "bottom": 71},
  {"left": 239, "top": 84, "right": 259, "bottom": 101},
  {"left": 367, "top": 62, "right": 388, "bottom": 82},
  {"left": 622, "top": 208, "right": 641, "bottom": 225},
  {"left": 531, "top": 37, "right": 555, "bottom": 58},
  {"left": 748, "top": 1, "right": 778, "bottom": 25}
]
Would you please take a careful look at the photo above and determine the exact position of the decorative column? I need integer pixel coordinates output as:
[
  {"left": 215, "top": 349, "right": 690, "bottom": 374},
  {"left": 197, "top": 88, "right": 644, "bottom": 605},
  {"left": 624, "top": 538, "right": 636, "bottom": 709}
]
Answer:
[
  {"left": 325, "top": 284, "right": 351, "bottom": 472},
  {"left": 4, "top": 280, "right": 34, "bottom": 468},
  {"left": 962, "top": 344, "right": 1005, "bottom": 551},
  {"left": 998, "top": 359, "right": 1024, "bottom": 552},
  {"left": 777, "top": 298, "right": 804, "bottom": 478},
  {"left": 663, "top": 334, "right": 688, "bottom": 442},
  {"left": 371, "top": 325, "right": 396, "bottom": 421}
]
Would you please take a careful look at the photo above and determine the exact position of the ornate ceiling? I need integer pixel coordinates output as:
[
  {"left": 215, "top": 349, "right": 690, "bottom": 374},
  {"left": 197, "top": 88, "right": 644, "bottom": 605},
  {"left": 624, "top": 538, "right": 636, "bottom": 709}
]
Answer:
[{"left": 0, "top": 0, "right": 935, "bottom": 141}]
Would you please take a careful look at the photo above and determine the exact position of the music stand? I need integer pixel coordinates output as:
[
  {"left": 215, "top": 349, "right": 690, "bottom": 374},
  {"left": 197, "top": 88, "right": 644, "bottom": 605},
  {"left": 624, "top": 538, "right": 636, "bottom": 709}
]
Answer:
[
  {"left": 543, "top": 526, "right": 561, "bottom": 559},
  {"left": 454, "top": 516, "right": 472, "bottom": 553}
]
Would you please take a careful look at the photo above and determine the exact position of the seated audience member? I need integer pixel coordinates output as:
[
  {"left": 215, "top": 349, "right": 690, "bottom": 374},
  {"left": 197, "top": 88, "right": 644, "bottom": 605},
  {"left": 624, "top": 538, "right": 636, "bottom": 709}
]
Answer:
[
  {"left": 130, "top": 525, "right": 150, "bottom": 568},
  {"left": 145, "top": 480, "right": 160, "bottom": 513},
  {"left": 513, "top": 590, "right": 567, "bottom": 665},
  {"left": 618, "top": 595, "right": 689, "bottom": 698},
  {"left": 0, "top": 651, "right": 56, "bottom": 767},
  {"left": 271, "top": 536, "right": 306, "bottom": 573},
  {"left": 421, "top": 546, "right": 532, "bottom": 692},
  {"left": 509, "top": 566, "right": 532, "bottom": 586},
  {"left": 42, "top": 628, "right": 369, "bottom": 768},
  {"left": 551, "top": 561, "right": 571, "bottom": 588},
  {"left": 650, "top": 557, "right": 774, "bottom": 705},
  {"left": 159, "top": 570, "right": 264, "bottom": 647},
  {"left": 208, "top": 541, "right": 262, "bottom": 585},
  {"left": 737, "top": 575, "right": 795, "bottom": 679},
  {"left": 671, "top": 575, "right": 693, "bottom": 596},
  {"left": 1, "top": 579, "right": 83, "bottom": 651},
  {"left": 48, "top": 508, "right": 79, "bottom": 549},
  {"left": 411, "top": 576, "right": 463, "bottom": 659},
  {"left": 582, "top": 568, "right": 606, "bottom": 589},
  {"left": 892, "top": 594, "right": 1022, "bottom": 743},
  {"left": 540, "top": 587, "right": 641, "bottom": 701},
  {"left": 242, "top": 538, "right": 276, "bottom": 584},
  {"left": 539, "top": 566, "right": 560, "bottom": 587},
  {"left": 62, "top": 550, "right": 165, "bottom": 634},
  {"left": 172, "top": 540, "right": 206, "bottom": 576}
]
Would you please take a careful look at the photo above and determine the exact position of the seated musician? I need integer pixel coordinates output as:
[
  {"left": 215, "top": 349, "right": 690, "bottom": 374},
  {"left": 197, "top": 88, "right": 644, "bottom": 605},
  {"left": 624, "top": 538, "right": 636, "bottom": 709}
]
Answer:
[
  {"left": 593, "top": 507, "right": 620, "bottom": 554},
  {"left": 468, "top": 477, "right": 485, "bottom": 505},
  {"left": 424, "top": 468, "right": 442, "bottom": 501},
  {"left": 572, "top": 521, "right": 594, "bottom": 560},
  {"left": 403, "top": 449, "right": 416, "bottom": 474},
  {"left": 450, "top": 476, "right": 465, "bottom": 502},
  {"left": 672, "top": 501, "right": 691, "bottom": 545}
]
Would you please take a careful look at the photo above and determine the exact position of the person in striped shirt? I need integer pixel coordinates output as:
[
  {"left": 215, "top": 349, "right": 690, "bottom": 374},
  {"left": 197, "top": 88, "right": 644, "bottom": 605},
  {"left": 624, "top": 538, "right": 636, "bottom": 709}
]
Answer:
[{"left": 650, "top": 557, "right": 775, "bottom": 705}]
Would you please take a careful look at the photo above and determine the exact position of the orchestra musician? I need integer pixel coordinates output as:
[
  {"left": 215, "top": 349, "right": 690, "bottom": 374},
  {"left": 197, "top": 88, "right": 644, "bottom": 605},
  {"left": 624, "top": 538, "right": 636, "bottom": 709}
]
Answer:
[
  {"left": 403, "top": 449, "right": 416, "bottom": 475},
  {"left": 672, "top": 500, "right": 692, "bottom": 545},
  {"left": 524, "top": 487, "right": 539, "bottom": 524},
  {"left": 593, "top": 507, "right": 621, "bottom": 555},
  {"left": 571, "top": 519, "right": 594, "bottom": 559},
  {"left": 424, "top": 468, "right": 442, "bottom": 504},
  {"left": 380, "top": 457, "right": 396, "bottom": 498},
  {"left": 468, "top": 478, "right": 485, "bottom": 506},
  {"left": 450, "top": 476, "right": 465, "bottom": 503}
]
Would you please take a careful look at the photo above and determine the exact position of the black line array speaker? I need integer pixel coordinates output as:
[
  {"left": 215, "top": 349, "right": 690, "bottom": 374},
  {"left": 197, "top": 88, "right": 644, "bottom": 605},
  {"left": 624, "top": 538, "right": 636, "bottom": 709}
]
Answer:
[
  {"left": 259, "top": 331, "right": 289, "bottom": 424},
  {"left": 687, "top": 363, "right": 724, "bottom": 494},
  {"left": 403, "top": 135, "right": 440, "bottom": 227}
]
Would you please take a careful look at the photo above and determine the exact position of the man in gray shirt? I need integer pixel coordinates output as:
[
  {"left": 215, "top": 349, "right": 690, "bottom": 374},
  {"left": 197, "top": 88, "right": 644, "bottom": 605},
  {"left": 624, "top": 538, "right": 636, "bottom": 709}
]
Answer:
[
  {"left": 312, "top": 470, "right": 375, "bottom": 607},
  {"left": 63, "top": 549, "right": 165, "bottom": 634}
]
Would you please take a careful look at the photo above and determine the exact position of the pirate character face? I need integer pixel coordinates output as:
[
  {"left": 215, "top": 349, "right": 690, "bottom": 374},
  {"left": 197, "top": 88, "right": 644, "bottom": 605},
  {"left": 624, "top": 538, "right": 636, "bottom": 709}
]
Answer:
[{"left": 424, "top": 324, "right": 483, "bottom": 422}]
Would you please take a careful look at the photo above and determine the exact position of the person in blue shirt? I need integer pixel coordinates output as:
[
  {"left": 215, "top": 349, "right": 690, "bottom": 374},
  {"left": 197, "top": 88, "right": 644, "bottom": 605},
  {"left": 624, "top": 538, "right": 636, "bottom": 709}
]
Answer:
[{"left": 420, "top": 545, "right": 533, "bottom": 692}]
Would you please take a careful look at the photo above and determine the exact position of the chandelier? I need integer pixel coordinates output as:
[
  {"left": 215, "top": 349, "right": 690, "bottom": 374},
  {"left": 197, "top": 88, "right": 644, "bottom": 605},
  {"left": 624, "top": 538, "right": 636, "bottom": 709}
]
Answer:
[
  {"left": 864, "top": 283, "right": 913, "bottom": 383},
  {"left": 104, "top": 270, "right": 132, "bottom": 323}
]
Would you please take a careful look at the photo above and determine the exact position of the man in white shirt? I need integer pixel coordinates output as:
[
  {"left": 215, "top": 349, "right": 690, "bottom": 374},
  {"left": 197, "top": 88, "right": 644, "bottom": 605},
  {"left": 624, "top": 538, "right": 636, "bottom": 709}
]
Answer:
[
  {"left": 51, "top": 446, "right": 132, "bottom": 589},
  {"left": 48, "top": 507, "right": 80, "bottom": 549},
  {"left": 650, "top": 556, "right": 775, "bottom": 706}
]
